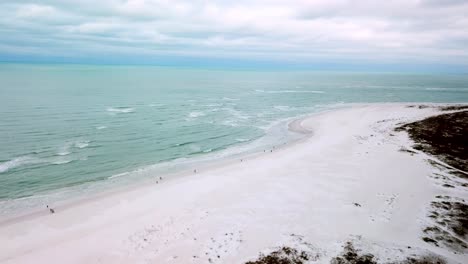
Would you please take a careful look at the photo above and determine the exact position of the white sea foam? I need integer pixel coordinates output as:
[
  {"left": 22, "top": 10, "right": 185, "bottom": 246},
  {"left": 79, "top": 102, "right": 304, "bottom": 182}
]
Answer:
[
  {"left": 189, "top": 145, "right": 201, "bottom": 152},
  {"left": 0, "top": 156, "right": 42, "bottom": 174},
  {"left": 222, "top": 97, "right": 239, "bottom": 101},
  {"left": 223, "top": 108, "right": 249, "bottom": 120},
  {"left": 255, "top": 89, "right": 325, "bottom": 94},
  {"left": 57, "top": 150, "right": 71, "bottom": 156},
  {"left": 205, "top": 103, "right": 222, "bottom": 107},
  {"left": 74, "top": 140, "right": 90, "bottom": 149},
  {"left": 108, "top": 172, "right": 130, "bottom": 179},
  {"left": 57, "top": 142, "right": 71, "bottom": 156},
  {"left": 107, "top": 107, "right": 135, "bottom": 113},
  {"left": 221, "top": 120, "right": 240, "bottom": 127},
  {"left": 57, "top": 140, "right": 89, "bottom": 157},
  {"left": 188, "top": 111, "right": 205, "bottom": 118},
  {"left": 57, "top": 143, "right": 72, "bottom": 156},
  {"left": 52, "top": 159, "right": 73, "bottom": 165},
  {"left": 148, "top": 103, "right": 165, "bottom": 107},
  {"left": 425, "top": 87, "right": 467, "bottom": 91},
  {"left": 96, "top": 126, "right": 107, "bottom": 130},
  {"left": 274, "top": 105, "right": 291, "bottom": 111}
]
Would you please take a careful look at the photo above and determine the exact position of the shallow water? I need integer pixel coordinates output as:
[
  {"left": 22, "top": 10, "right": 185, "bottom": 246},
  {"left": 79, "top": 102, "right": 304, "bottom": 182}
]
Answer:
[{"left": 0, "top": 64, "right": 467, "bottom": 212}]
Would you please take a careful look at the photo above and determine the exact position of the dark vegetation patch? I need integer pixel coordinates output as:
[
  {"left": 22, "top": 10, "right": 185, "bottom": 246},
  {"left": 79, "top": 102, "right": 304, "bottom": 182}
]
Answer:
[
  {"left": 245, "top": 246, "right": 312, "bottom": 264},
  {"left": 246, "top": 241, "right": 448, "bottom": 264},
  {"left": 395, "top": 254, "right": 446, "bottom": 264},
  {"left": 330, "top": 242, "right": 376, "bottom": 264},
  {"left": 430, "top": 173, "right": 448, "bottom": 181},
  {"left": 429, "top": 198, "right": 468, "bottom": 238},
  {"left": 429, "top": 170, "right": 468, "bottom": 190},
  {"left": 439, "top": 105, "right": 468, "bottom": 111},
  {"left": 407, "top": 105, "right": 431, "bottom": 109},
  {"left": 395, "top": 111, "right": 468, "bottom": 174},
  {"left": 426, "top": 160, "right": 447, "bottom": 170},
  {"left": 422, "top": 225, "right": 467, "bottom": 252},
  {"left": 330, "top": 242, "right": 447, "bottom": 264},
  {"left": 448, "top": 170, "right": 467, "bottom": 179},
  {"left": 423, "top": 196, "right": 468, "bottom": 252},
  {"left": 399, "top": 147, "right": 416, "bottom": 155}
]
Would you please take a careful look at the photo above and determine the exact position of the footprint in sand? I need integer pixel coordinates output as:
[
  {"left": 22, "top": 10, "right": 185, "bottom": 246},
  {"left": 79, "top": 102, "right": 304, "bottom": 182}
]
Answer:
[
  {"left": 201, "top": 230, "right": 243, "bottom": 263},
  {"left": 369, "top": 193, "right": 399, "bottom": 222},
  {"left": 126, "top": 210, "right": 211, "bottom": 254}
]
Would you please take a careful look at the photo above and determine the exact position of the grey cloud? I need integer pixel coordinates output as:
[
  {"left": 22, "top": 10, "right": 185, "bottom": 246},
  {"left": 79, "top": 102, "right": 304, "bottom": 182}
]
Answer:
[
  {"left": 0, "top": 0, "right": 467, "bottom": 66},
  {"left": 421, "top": 0, "right": 468, "bottom": 7}
]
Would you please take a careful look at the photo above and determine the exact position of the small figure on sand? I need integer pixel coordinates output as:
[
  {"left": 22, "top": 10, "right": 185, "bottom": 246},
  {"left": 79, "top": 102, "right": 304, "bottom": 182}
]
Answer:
[
  {"left": 194, "top": 169, "right": 197, "bottom": 173},
  {"left": 46, "top": 205, "right": 55, "bottom": 214}
]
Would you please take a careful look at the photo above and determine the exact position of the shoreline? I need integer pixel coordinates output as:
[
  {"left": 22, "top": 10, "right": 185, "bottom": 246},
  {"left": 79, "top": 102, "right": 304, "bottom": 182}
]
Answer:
[
  {"left": 1, "top": 103, "right": 467, "bottom": 264},
  {"left": 0, "top": 102, "right": 354, "bottom": 226},
  {"left": 0, "top": 102, "right": 462, "bottom": 225},
  {"left": 0, "top": 109, "right": 316, "bottom": 226},
  {"left": 0, "top": 102, "right": 463, "bottom": 223}
]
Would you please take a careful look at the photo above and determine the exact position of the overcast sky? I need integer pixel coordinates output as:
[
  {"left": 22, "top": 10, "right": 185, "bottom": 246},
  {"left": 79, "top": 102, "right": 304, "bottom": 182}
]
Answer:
[{"left": 1, "top": 0, "right": 468, "bottom": 70}]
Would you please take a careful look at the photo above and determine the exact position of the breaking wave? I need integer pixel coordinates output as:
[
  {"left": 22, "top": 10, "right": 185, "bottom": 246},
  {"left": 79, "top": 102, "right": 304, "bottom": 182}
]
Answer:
[
  {"left": 107, "top": 107, "right": 135, "bottom": 113},
  {"left": 425, "top": 87, "right": 468, "bottom": 92},
  {"left": 274, "top": 105, "right": 291, "bottom": 111},
  {"left": 222, "top": 97, "right": 239, "bottom": 101},
  {"left": 188, "top": 111, "right": 205, "bottom": 118},
  {"left": 108, "top": 172, "right": 130, "bottom": 180},
  {"left": 52, "top": 159, "right": 73, "bottom": 165},
  {"left": 255, "top": 89, "right": 325, "bottom": 94},
  {"left": 74, "top": 140, "right": 90, "bottom": 149},
  {"left": 0, "top": 156, "right": 43, "bottom": 174}
]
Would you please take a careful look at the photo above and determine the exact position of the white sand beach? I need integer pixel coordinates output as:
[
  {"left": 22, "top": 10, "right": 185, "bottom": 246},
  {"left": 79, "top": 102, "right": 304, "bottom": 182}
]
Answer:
[{"left": 1, "top": 104, "right": 466, "bottom": 263}]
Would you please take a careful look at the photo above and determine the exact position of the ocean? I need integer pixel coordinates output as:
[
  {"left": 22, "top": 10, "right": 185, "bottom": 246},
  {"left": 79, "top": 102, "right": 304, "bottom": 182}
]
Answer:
[{"left": 1, "top": 63, "right": 467, "bottom": 215}]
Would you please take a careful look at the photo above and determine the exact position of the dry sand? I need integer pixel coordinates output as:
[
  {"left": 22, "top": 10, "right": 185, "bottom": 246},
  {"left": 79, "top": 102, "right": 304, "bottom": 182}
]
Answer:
[{"left": 0, "top": 104, "right": 467, "bottom": 263}]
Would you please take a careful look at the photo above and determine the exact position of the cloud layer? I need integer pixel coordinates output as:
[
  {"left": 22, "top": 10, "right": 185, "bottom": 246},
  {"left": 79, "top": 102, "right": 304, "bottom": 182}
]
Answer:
[{"left": 1, "top": 0, "right": 468, "bottom": 67}]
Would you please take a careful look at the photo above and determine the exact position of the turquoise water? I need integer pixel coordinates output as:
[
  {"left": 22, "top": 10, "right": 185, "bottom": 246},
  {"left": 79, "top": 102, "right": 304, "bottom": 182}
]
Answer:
[{"left": 1, "top": 64, "right": 468, "bottom": 212}]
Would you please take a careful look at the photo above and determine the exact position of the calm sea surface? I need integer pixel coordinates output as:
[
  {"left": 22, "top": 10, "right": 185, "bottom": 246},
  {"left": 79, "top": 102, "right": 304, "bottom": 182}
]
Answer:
[{"left": 1, "top": 64, "right": 467, "bottom": 214}]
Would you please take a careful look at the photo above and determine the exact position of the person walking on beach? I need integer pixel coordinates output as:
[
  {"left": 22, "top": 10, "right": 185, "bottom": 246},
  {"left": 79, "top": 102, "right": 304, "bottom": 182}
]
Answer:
[{"left": 46, "top": 205, "right": 55, "bottom": 214}]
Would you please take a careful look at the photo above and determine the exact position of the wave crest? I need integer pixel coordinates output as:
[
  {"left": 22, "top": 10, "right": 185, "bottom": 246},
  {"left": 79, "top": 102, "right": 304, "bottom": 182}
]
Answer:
[
  {"left": 107, "top": 107, "right": 135, "bottom": 113},
  {"left": 255, "top": 89, "right": 324, "bottom": 94},
  {"left": 274, "top": 105, "right": 291, "bottom": 111},
  {"left": 74, "top": 140, "right": 90, "bottom": 149},
  {"left": 188, "top": 111, "right": 205, "bottom": 118},
  {"left": 0, "top": 156, "right": 42, "bottom": 174}
]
